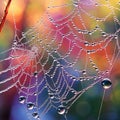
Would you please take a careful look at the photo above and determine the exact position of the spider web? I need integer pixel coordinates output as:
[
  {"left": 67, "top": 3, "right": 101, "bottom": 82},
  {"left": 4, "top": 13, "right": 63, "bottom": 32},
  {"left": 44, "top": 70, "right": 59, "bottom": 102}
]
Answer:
[{"left": 0, "top": 0, "right": 120, "bottom": 120}]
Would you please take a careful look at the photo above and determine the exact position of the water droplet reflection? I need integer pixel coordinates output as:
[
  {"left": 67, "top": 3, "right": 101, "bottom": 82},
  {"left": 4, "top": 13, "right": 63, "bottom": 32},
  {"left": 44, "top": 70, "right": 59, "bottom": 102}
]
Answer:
[
  {"left": 27, "top": 102, "right": 35, "bottom": 110},
  {"left": 19, "top": 96, "right": 26, "bottom": 104},
  {"left": 32, "top": 112, "right": 39, "bottom": 119},
  {"left": 57, "top": 105, "right": 66, "bottom": 115},
  {"left": 101, "top": 78, "right": 112, "bottom": 89}
]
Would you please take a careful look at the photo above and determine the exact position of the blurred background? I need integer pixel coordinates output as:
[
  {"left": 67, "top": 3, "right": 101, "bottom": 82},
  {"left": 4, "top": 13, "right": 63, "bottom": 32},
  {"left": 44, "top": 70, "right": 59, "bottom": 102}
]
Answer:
[{"left": 0, "top": 0, "right": 120, "bottom": 120}]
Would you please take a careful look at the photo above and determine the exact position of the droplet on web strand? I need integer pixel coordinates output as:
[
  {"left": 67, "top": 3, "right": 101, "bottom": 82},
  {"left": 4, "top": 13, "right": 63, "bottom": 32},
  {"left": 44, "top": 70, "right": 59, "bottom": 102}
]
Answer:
[
  {"left": 27, "top": 102, "right": 35, "bottom": 110},
  {"left": 48, "top": 92, "right": 54, "bottom": 99},
  {"left": 32, "top": 112, "right": 39, "bottom": 119},
  {"left": 19, "top": 96, "right": 26, "bottom": 104},
  {"left": 57, "top": 105, "right": 66, "bottom": 115},
  {"left": 101, "top": 78, "right": 112, "bottom": 89}
]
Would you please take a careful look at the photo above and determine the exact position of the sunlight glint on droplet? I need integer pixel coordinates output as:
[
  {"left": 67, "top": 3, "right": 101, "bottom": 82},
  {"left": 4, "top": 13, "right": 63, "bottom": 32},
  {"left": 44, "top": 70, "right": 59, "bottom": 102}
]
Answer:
[
  {"left": 32, "top": 112, "right": 39, "bottom": 119},
  {"left": 27, "top": 102, "right": 35, "bottom": 110},
  {"left": 19, "top": 96, "right": 26, "bottom": 104},
  {"left": 101, "top": 78, "right": 112, "bottom": 89},
  {"left": 57, "top": 105, "right": 66, "bottom": 115},
  {"left": 49, "top": 92, "right": 54, "bottom": 99}
]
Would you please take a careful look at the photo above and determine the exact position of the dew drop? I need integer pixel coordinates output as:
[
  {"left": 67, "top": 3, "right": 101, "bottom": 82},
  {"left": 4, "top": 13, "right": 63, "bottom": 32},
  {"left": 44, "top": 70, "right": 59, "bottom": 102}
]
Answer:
[
  {"left": 32, "top": 112, "right": 39, "bottom": 119},
  {"left": 95, "top": 25, "right": 99, "bottom": 29},
  {"left": 78, "top": 29, "right": 82, "bottom": 33},
  {"left": 34, "top": 71, "right": 38, "bottom": 77},
  {"left": 73, "top": 2, "right": 78, "bottom": 7},
  {"left": 71, "top": 90, "right": 77, "bottom": 95},
  {"left": 72, "top": 78, "right": 76, "bottom": 81},
  {"left": 95, "top": 67, "right": 99, "bottom": 71},
  {"left": 88, "top": 31, "right": 92, "bottom": 35},
  {"left": 84, "top": 41, "right": 89, "bottom": 46},
  {"left": 19, "top": 96, "right": 26, "bottom": 104},
  {"left": 82, "top": 70, "right": 86, "bottom": 75},
  {"left": 101, "top": 78, "right": 112, "bottom": 89},
  {"left": 34, "top": 92, "right": 37, "bottom": 96},
  {"left": 27, "top": 102, "right": 35, "bottom": 110},
  {"left": 95, "top": 3, "right": 98, "bottom": 6},
  {"left": 114, "top": 35, "right": 118, "bottom": 40},
  {"left": 57, "top": 105, "right": 66, "bottom": 115},
  {"left": 101, "top": 32, "right": 107, "bottom": 37},
  {"left": 87, "top": 50, "right": 91, "bottom": 54},
  {"left": 49, "top": 93, "right": 54, "bottom": 99},
  {"left": 13, "top": 41, "right": 17, "bottom": 45},
  {"left": 56, "top": 88, "right": 59, "bottom": 92}
]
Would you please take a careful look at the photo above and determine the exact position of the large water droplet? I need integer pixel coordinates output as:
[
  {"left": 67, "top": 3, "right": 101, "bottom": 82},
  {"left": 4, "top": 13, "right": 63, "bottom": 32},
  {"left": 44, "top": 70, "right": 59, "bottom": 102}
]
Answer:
[
  {"left": 101, "top": 78, "right": 112, "bottom": 89},
  {"left": 32, "top": 112, "right": 39, "bottom": 119},
  {"left": 57, "top": 105, "right": 66, "bottom": 115},
  {"left": 19, "top": 96, "right": 26, "bottom": 104},
  {"left": 27, "top": 102, "right": 35, "bottom": 110}
]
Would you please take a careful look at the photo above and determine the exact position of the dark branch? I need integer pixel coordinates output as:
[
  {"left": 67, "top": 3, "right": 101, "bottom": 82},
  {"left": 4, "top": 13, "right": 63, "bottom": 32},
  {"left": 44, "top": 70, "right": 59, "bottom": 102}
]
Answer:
[{"left": 0, "top": 0, "right": 12, "bottom": 32}]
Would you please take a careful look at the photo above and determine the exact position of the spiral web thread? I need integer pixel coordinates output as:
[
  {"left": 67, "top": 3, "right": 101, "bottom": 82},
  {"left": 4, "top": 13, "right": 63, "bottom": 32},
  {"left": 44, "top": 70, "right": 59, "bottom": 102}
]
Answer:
[{"left": 0, "top": 0, "right": 120, "bottom": 119}]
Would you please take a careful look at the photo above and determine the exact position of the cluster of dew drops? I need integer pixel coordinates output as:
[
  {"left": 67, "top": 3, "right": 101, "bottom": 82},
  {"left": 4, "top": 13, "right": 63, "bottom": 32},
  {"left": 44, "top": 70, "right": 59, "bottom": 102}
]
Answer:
[
  {"left": 19, "top": 96, "right": 40, "bottom": 119},
  {"left": 18, "top": 77, "right": 112, "bottom": 119},
  {"left": 19, "top": 97, "right": 66, "bottom": 119},
  {"left": 19, "top": 97, "right": 67, "bottom": 119}
]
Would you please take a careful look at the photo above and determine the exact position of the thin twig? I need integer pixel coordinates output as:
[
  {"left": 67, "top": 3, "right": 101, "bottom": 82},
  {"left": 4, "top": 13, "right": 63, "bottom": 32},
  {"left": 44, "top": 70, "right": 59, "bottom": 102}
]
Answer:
[{"left": 0, "top": 0, "right": 12, "bottom": 32}]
